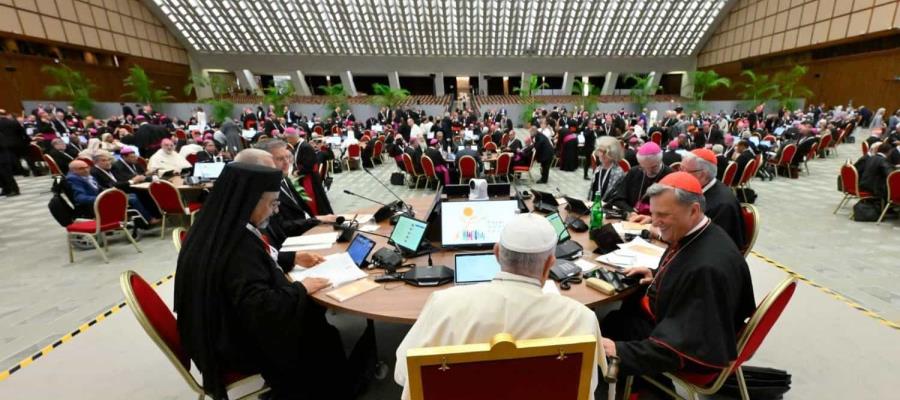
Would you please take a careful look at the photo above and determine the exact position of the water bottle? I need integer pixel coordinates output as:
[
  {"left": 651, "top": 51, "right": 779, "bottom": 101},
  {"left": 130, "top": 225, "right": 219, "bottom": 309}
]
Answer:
[{"left": 590, "top": 194, "right": 604, "bottom": 229}]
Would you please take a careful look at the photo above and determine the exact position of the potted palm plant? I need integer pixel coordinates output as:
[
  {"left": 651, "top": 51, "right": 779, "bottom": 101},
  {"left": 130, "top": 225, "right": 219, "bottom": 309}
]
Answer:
[
  {"left": 41, "top": 64, "right": 96, "bottom": 115},
  {"left": 184, "top": 73, "right": 235, "bottom": 123},
  {"left": 571, "top": 80, "right": 600, "bottom": 113},
  {"left": 369, "top": 83, "right": 410, "bottom": 110},
  {"left": 122, "top": 65, "right": 174, "bottom": 107},
  {"left": 624, "top": 74, "right": 660, "bottom": 112},
  {"left": 735, "top": 70, "right": 779, "bottom": 112},
  {"left": 513, "top": 75, "right": 549, "bottom": 125},
  {"left": 687, "top": 70, "right": 731, "bottom": 111}
]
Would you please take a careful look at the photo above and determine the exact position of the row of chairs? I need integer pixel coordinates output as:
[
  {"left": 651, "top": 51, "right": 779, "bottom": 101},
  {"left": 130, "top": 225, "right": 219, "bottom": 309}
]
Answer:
[{"left": 835, "top": 162, "right": 900, "bottom": 224}]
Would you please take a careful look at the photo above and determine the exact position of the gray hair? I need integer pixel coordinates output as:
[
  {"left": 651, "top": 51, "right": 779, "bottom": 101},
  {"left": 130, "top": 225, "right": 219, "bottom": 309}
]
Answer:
[
  {"left": 636, "top": 151, "right": 662, "bottom": 164},
  {"left": 257, "top": 138, "right": 289, "bottom": 154},
  {"left": 681, "top": 153, "right": 717, "bottom": 184},
  {"left": 645, "top": 182, "right": 706, "bottom": 212},
  {"left": 233, "top": 148, "right": 275, "bottom": 167},
  {"left": 595, "top": 136, "right": 623, "bottom": 162},
  {"left": 92, "top": 150, "right": 114, "bottom": 162},
  {"left": 711, "top": 144, "right": 724, "bottom": 155},
  {"left": 498, "top": 245, "right": 553, "bottom": 279}
]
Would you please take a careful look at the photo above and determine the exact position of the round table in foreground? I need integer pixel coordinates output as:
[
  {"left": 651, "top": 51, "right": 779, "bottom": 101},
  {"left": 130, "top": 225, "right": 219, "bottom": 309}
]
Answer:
[{"left": 309, "top": 195, "right": 637, "bottom": 324}]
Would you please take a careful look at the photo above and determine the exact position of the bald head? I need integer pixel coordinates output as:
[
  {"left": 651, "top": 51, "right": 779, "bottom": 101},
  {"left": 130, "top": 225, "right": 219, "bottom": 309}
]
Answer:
[
  {"left": 69, "top": 160, "right": 90, "bottom": 177},
  {"left": 233, "top": 148, "right": 276, "bottom": 168}
]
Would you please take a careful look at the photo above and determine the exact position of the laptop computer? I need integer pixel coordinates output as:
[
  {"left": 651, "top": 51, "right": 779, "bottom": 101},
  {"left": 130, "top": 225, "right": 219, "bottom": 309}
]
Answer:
[
  {"left": 192, "top": 161, "right": 226, "bottom": 180},
  {"left": 532, "top": 190, "right": 560, "bottom": 214},
  {"left": 546, "top": 212, "right": 583, "bottom": 259},
  {"left": 346, "top": 233, "right": 376, "bottom": 268},
  {"left": 454, "top": 252, "right": 501, "bottom": 285},
  {"left": 563, "top": 196, "right": 591, "bottom": 216}
]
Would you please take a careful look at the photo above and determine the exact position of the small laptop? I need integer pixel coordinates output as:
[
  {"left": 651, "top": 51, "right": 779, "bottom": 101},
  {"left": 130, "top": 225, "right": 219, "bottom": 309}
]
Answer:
[
  {"left": 532, "top": 190, "right": 560, "bottom": 214},
  {"left": 346, "top": 234, "right": 376, "bottom": 268},
  {"left": 192, "top": 162, "right": 226, "bottom": 180},
  {"left": 454, "top": 252, "right": 501, "bottom": 285},
  {"left": 546, "top": 212, "right": 583, "bottom": 260}
]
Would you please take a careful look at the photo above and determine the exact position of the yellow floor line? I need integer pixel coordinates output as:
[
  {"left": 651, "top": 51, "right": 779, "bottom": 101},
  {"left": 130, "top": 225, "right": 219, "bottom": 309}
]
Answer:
[
  {"left": 0, "top": 273, "right": 175, "bottom": 383},
  {"left": 751, "top": 250, "right": 900, "bottom": 331}
]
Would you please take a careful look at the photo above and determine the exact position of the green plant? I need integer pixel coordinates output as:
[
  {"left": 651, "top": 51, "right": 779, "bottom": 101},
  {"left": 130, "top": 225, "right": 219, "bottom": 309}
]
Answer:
[
  {"left": 41, "top": 64, "right": 96, "bottom": 115},
  {"left": 571, "top": 80, "right": 600, "bottom": 112},
  {"left": 369, "top": 83, "right": 410, "bottom": 110},
  {"left": 264, "top": 81, "right": 296, "bottom": 117},
  {"left": 206, "top": 98, "right": 235, "bottom": 123},
  {"left": 318, "top": 84, "right": 349, "bottom": 114},
  {"left": 122, "top": 65, "right": 174, "bottom": 106},
  {"left": 624, "top": 74, "right": 660, "bottom": 112},
  {"left": 688, "top": 70, "right": 731, "bottom": 107},
  {"left": 772, "top": 64, "right": 813, "bottom": 111},
  {"left": 184, "top": 73, "right": 232, "bottom": 98},
  {"left": 513, "top": 75, "right": 549, "bottom": 123},
  {"left": 734, "top": 70, "right": 778, "bottom": 111}
]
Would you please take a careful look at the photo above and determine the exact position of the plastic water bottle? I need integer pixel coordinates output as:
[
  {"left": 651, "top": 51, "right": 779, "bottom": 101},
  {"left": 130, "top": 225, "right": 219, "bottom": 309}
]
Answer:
[{"left": 590, "top": 194, "right": 604, "bottom": 229}]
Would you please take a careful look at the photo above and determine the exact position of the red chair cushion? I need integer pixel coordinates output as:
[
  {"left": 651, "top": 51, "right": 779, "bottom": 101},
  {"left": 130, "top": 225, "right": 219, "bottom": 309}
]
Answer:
[
  {"left": 419, "top": 354, "right": 583, "bottom": 400},
  {"left": 733, "top": 282, "right": 797, "bottom": 367},
  {"left": 130, "top": 273, "right": 191, "bottom": 370},
  {"left": 187, "top": 202, "right": 203, "bottom": 212},
  {"left": 66, "top": 220, "right": 121, "bottom": 233}
]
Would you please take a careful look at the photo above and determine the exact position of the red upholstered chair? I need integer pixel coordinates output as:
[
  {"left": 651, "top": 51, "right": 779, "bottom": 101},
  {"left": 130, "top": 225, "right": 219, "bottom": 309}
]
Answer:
[
  {"left": 876, "top": 170, "right": 900, "bottom": 224},
  {"left": 343, "top": 143, "right": 361, "bottom": 170},
  {"left": 650, "top": 131, "right": 662, "bottom": 146},
  {"left": 721, "top": 161, "right": 738, "bottom": 187},
  {"left": 405, "top": 333, "right": 597, "bottom": 400},
  {"left": 361, "top": 135, "right": 371, "bottom": 142},
  {"left": 489, "top": 152, "right": 512, "bottom": 183},
  {"left": 421, "top": 155, "right": 438, "bottom": 188},
  {"left": 768, "top": 143, "right": 796, "bottom": 178},
  {"left": 834, "top": 162, "right": 873, "bottom": 216},
  {"left": 148, "top": 180, "right": 202, "bottom": 239},
  {"left": 372, "top": 140, "right": 384, "bottom": 164},
  {"left": 28, "top": 143, "right": 45, "bottom": 167},
  {"left": 625, "top": 278, "right": 798, "bottom": 400},
  {"left": 175, "top": 129, "right": 187, "bottom": 141},
  {"left": 736, "top": 159, "right": 757, "bottom": 189},
  {"left": 135, "top": 157, "right": 148, "bottom": 170},
  {"left": 618, "top": 159, "right": 630, "bottom": 173},
  {"left": 172, "top": 227, "right": 187, "bottom": 252},
  {"left": 803, "top": 142, "right": 818, "bottom": 175},
  {"left": 66, "top": 189, "right": 141, "bottom": 263},
  {"left": 483, "top": 142, "right": 497, "bottom": 153},
  {"left": 513, "top": 149, "right": 536, "bottom": 184},
  {"left": 402, "top": 152, "right": 424, "bottom": 189},
  {"left": 817, "top": 134, "right": 832, "bottom": 158},
  {"left": 314, "top": 125, "right": 324, "bottom": 136},
  {"left": 481, "top": 135, "right": 492, "bottom": 146},
  {"left": 861, "top": 140, "right": 869, "bottom": 157},
  {"left": 500, "top": 133, "right": 510, "bottom": 148},
  {"left": 331, "top": 125, "right": 341, "bottom": 134},
  {"left": 740, "top": 203, "right": 759, "bottom": 257},
  {"left": 43, "top": 154, "right": 63, "bottom": 176},
  {"left": 458, "top": 155, "right": 478, "bottom": 184},
  {"left": 119, "top": 271, "right": 268, "bottom": 400},
  {"left": 186, "top": 153, "right": 198, "bottom": 166}
]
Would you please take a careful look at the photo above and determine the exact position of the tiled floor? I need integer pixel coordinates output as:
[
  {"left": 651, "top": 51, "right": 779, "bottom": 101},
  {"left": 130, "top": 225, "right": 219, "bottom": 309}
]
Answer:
[{"left": 0, "top": 133, "right": 898, "bottom": 394}]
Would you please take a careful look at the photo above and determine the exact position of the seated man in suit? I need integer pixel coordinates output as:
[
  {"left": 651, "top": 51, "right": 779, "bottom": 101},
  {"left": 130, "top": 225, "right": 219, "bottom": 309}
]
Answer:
[
  {"left": 90, "top": 151, "right": 158, "bottom": 224},
  {"left": 395, "top": 214, "right": 606, "bottom": 399},
  {"left": 194, "top": 140, "right": 221, "bottom": 163}
]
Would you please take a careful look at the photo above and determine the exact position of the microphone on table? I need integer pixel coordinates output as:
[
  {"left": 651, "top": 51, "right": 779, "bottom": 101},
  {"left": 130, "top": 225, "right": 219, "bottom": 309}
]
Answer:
[
  {"left": 343, "top": 187, "right": 413, "bottom": 225},
  {"left": 361, "top": 166, "right": 415, "bottom": 215}
]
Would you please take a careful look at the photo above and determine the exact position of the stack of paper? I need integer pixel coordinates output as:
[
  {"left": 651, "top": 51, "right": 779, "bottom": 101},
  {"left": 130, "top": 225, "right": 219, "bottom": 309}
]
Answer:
[
  {"left": 289, "top": 252, "right": 367, "bottom": 288},
  {"left": 596, "top": 237, "right": 665, "bottom": 270},
  {"left": 280, "top": 232, "right": 339, "bottom": 252}
]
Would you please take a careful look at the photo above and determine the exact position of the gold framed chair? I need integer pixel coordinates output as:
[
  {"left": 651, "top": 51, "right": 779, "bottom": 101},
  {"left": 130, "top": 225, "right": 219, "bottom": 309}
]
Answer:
[
  {"left": 406, "top": 333, "right": 597, "bottom": 400},
  {"left": 623, "top": 277, "right": 798, "bottom": 400},
  {"left": 172, "top": 227, "right": 187, "bottom": 252},
  {"left": 120, "top": 271, "right": 269, "bottom": 400},
  {"left": 739, "top": 203, "right": 759, "bottom": 257}
]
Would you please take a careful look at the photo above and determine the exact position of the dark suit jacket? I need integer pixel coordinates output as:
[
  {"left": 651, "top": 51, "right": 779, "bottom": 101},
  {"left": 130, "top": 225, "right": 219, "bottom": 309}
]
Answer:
[
  {"left": 91, "top": 167, "right": 130, "bottom": 191},
  {"left": 112, "top": 159, "right": 146, "bottom": 182},
  {"left": 267, "top": 178, "right": 321, "bottom": 271},
  {"left": 533, "top": 133, "right": 554, "bottom": 163},
  {"left": 49, "top": 148, "right": 76, "bottom": 174},
  {"left": 66, "top": 173, "right": 101, "bottom": 206}
]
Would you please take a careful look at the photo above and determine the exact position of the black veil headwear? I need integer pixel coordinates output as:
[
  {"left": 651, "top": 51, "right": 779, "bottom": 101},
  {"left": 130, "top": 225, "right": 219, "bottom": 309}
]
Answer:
[{"left": 174, "top": 162, "right": 282, "bottom": 399}]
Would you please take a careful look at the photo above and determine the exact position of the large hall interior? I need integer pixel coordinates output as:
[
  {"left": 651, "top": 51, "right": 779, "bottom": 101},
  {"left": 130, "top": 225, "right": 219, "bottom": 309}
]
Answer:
[{"left": 1, "top": 0, "right": 899, "bottom": 399}]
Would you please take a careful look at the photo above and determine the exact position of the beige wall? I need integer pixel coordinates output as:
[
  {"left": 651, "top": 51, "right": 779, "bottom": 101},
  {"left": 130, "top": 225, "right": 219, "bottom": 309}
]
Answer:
[
  {"left": 0, "top": 0, "right": 188, "bottom": 64},
  {"left": 698, "top": 0, "right": 900, "bottom": 67}
]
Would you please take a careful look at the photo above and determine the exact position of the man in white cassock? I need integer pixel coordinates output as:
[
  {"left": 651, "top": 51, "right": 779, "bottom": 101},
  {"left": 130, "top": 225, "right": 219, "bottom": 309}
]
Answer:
[{"left": 394, "top": 213, "right": 606, "bottom": 400}]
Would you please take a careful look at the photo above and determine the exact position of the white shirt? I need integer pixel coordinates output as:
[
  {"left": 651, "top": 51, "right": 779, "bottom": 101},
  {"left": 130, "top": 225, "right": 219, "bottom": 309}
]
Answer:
[
  {"left": 394, "top": 271, "right": 605, "bottom": 400},
  {"left": 410, "top": 124, "right": 425, "bottom": 142},
  {"left": 178, "top": 143, "right": 203, "bottom": 157},
  {"left": 148, "top": 149, "right": 192, "bottom": 173}
]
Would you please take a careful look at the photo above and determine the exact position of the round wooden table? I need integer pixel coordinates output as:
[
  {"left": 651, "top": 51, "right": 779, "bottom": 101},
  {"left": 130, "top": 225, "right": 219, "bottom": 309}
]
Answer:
[{"left": 308, "top": 195, "right": 636, "bottom": 324}]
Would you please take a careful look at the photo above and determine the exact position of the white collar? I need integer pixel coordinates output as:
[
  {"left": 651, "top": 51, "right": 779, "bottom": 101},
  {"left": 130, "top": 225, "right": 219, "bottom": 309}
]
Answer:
[
  {"left": 702, "top": 178, "right": 716, "bottom": 193},
  {"left": 492, "top": 271, "right": 542, "bottom": 289},
  {"left": 686, "top": 216, "right": 710, "bottom": 236}
]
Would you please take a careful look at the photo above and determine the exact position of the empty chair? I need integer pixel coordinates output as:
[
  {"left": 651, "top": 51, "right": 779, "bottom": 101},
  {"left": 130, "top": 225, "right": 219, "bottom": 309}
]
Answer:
[
  {"left": 148, "top": 180, "right": 202, "bottom": 239},
  {"left": 458, "top": 155, "right": 478, "bottom": 184},
  {"left": 66, "top": 189, "right": 141, "bottom": 263}
]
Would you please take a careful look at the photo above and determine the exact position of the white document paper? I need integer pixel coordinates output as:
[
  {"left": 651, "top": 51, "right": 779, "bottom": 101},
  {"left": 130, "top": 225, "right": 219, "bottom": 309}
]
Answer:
[
  {"left": 281, "top": 232, "right": 339, "bottom": 252},
  {"left": 340, "top": 214, "right": 374, "bottom": 225},
  {"left": 596, "top": 237, "right": 665, "bottom": 269},
  {"left": 289, "top": 252, "right": 367, "bottom": 288}
]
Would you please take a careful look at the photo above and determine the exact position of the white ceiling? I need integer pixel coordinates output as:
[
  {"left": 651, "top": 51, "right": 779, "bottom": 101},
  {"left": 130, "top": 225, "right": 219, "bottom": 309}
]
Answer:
[{"left": 150, "top": 0, "right": 729, "bottom": 58}]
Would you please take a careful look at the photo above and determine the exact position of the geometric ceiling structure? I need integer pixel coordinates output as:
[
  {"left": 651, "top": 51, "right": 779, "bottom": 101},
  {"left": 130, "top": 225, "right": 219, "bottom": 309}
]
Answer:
[{"left": 151, "top": 0, "right": 728, "bottom": 57}]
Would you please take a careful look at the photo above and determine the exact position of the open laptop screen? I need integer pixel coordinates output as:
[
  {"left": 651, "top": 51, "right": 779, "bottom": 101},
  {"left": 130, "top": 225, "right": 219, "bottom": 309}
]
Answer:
[{"left": 454, "top": 253, "right": 501, "bottom": 284}]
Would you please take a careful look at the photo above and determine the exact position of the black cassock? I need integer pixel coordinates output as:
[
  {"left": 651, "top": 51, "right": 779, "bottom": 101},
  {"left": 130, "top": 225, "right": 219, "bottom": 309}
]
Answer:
[
  {"left": 602, "top": 220, "right": 755, "bottom": 376},
  {"left": 607, "top": 165, "right": 672, "bottom": 213},
  {"left": 189, "top": 228, "right": 349, "bottom": 399},
  {"left": 704, "top": 180, "right": 746, "bottom": 249}
]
